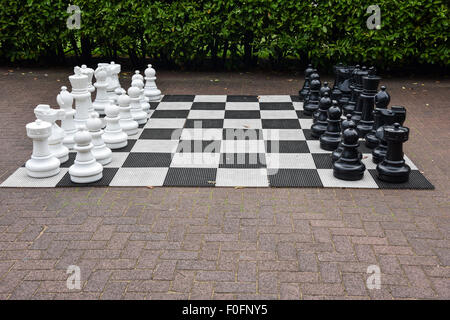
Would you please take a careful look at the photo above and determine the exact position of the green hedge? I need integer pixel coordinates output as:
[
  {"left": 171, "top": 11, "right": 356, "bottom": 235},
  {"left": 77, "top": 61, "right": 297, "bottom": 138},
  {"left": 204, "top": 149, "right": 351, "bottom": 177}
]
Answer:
[{"left": 0, "top": 0, "right": 448, "bottom": 69}]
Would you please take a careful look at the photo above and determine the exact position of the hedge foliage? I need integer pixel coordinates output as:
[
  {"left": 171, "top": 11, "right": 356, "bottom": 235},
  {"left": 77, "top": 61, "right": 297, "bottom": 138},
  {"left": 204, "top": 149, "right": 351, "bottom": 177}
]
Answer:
[{"left": 0, "top": 0, "right": 448, "bottom": 69}]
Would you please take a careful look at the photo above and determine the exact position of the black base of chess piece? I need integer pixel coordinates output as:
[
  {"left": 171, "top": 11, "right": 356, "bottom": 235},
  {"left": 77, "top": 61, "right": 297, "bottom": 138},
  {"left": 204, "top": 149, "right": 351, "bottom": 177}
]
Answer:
[
  {"left": 376, "top": 123, "right": 411, "bottom": 183},
  {"left": 357, "top": 74, "right": 380, "bottom": 138},
  {"left": 299, "top": 64, "right": 314, "bottom": 101},
  {"left": 311, "top": 93, "right": 332, "bottom": 138},
  {"left": 303, "top": 70, "right": 321, "bottom": 116},
  {"left": 320, "top": 103, "right": 342, "bottom": 151},
  {"left": 333, "top": 122, "right": 366, "bottom": 181}
]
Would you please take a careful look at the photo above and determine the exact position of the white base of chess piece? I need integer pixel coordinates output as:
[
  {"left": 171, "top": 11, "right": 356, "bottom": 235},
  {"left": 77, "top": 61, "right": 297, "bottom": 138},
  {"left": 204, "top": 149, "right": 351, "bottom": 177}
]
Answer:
[
  {"left": 118, "top": 94, "right": 139, "bottom": 136},
  {"left": 144, "top": 64, "right": 161, "bottom": 101},
  {"left": 86, "top": 114, "right": 112, "bottom": 165},
  {"left": 34, "top": 104, "right": 69, "bottom": 163},
  {"left": 69, "top": 127, "right": 103, "bottom": 183},
  {"left": 25, "top": 119, "right": 61, "bottom": 178},
  {"left": 103, "top": 104, "right": 128, "bottom": 149}
]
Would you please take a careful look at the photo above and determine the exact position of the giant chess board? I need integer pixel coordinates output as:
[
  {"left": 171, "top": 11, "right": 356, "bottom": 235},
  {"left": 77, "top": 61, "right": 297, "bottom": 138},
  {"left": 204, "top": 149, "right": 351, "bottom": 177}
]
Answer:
[{"left": 1, "top": 95, "right": 434, "bottom": 189}]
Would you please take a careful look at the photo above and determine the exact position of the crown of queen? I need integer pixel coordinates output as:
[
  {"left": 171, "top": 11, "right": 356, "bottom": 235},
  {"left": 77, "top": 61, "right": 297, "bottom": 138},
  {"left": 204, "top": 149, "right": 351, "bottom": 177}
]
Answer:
[{"left": 69, "top": 66, "right": 89, "bottom": 92}]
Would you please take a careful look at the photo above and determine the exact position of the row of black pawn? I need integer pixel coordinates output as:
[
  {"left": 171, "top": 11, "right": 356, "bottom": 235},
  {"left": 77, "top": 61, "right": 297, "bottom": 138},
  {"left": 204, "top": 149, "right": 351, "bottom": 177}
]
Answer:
[{"left": 298, "top": 64, "right": 411, "bottom": 183}]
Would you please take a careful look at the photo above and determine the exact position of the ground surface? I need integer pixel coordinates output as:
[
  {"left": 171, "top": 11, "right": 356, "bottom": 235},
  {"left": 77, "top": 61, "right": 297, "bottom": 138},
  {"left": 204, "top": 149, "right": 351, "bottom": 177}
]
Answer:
[{"left": 0, "top": 67, "right": 449, "bottom": 300}]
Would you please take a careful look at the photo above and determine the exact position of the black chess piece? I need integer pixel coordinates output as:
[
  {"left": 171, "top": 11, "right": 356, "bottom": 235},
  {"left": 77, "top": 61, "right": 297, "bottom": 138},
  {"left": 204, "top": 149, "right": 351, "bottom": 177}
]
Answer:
[
  {"left": 311, "top": 93, "right": 332, "bottom": 138},
  {"left": 357, "top": 74, "right": 380, "bottom": 138},
  {"left": 319, "top": 103, "right": 342, "bottom": 151},
  {"left": 303, "top": 71, "right": 321, "bottom": 116},
  {"left": 372, "top": 106, "right": 406, "bottom": 163},
  {"left": 337, "top": 66, "right": 354, "bottom": 100},
  {"left": 376, "top": 123, "right": 411, "bottom": 183},
  {"left": 331, "top": 114, "right": 355, "bottom": 162},
  {"left": 299, "top": 64, "right": 314, "bottom": 101},
  {"left": 351, "top": 66, "right": 369, "bottom": 124},
  {"left": 342, "top": 65, "right": 360, "bottom": 115},
  {"left": 374, "top": 85, "right": 390, "bottom": 109},
  {"left": 333, "top": 122, "right": 366, "bottom": 181},
  {"left": 332, "top": 63, "right": 345, "bottom": 91},
  {"left": 313, "top": 83, "right": 331, "bottom": 123}
]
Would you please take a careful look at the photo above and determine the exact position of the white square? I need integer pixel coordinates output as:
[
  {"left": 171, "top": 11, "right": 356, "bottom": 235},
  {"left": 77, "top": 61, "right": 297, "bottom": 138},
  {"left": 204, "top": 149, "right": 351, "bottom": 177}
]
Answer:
[
  {"left": 170, "top": 153, "right": 220, "bottom": 168},
  {"left": 110, "top": 168, "right": 168, "bottom": 186},
  {"left": 225, "top": 102, "right": 260, "bottom": 110},
  {"left": 215, "top": 168, "right": 269, "bottom": 187},
  {"left": 258, "top": 95, "right": 292, "bottom": 103},
  {"left": 145, "top": 118, "right": 186, "bottom": 129},
  {"left": 260, "top": 110, "right": 298, "bottom": 119},
  {"left": 306, "top": 140, "right": 329, "bottom": 153},
  {"left": 180, "top": 128, "right": 223, "bottom": 141},
  {"left": 293, "top": 102, "right": 304, "bottom": 110},
  {"left": 263, "top": 129, "right": 305, "bottom": 141},
  {"left": 131, "top": 140, "right": 179, "bottom": 153},
  {"left": 104, "top": 152, "right": 128, "bottom": 168},
  {"left": 220, "top": 140, "right": 266, "bottom": 153},
  {"left": 194, "top": 95, "right": 227, "bottom": 102},
  {"left": 223, "top": 119, "right": 262, "bottom": 129},
  {"left": 317, "top": 169, "right": 378, "bottom": 188},
  {"left": 188, "top": 110, "right": 225, "bottom": 119},
  {"left": 299, "top": 118, "right": 313, "bottom": 128},
  {"left": 0, "top": 168, "right": 68, "bottom": 188},
  {"left": 265, "top": 153, "right": 316, "bottom": 169},
  {"left": 404, "top": 155, "right": 418, "bottom": 170},
  {"left": 156, "top": 102, "right": 192, "bottom": 110}
]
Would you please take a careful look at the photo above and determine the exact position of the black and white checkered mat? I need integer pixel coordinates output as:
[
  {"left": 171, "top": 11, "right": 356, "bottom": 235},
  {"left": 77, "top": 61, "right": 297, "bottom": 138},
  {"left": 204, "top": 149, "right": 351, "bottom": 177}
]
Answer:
[{"left": 1, "top": 95, "right": 434, "bottom": 189}]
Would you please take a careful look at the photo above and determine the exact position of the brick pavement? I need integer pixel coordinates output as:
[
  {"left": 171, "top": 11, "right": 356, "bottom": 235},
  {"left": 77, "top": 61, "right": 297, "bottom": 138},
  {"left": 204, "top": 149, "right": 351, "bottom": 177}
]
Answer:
[{"left": 0, "top": 67, "right": 448, "bottom": 299}]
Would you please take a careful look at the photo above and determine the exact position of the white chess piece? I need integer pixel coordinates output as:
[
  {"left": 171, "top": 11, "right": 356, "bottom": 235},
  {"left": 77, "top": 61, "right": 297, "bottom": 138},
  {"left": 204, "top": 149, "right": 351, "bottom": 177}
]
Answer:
[
  {"left": 34, "top": 104, "right": 69, "bottom": 164},
  {"left": 86, "top": 114, "right": 112, "bottom": 165},
  {"left": 70, "top": 66, "right": 91, "bottom": 128},
  {"left": 69, "top": 126, "right": 103, "bottom": 183},
  {"left": 131, "top": 79, "right": 150, "bottom": 115},
  {"left": 98, "top": 62, "right": 115, "bottom": 103},
  {"left": 118, "top": 93, "right": 139, "bottom": 136},
  {"left": 128, "top": 86, "right": 148, "bottom": 125},
  {"left": 25, "top": 119, "right": 61, "bottom": 178},
  {"left": 112, "top": 87, "right": 126, "bottom": 106},
  {"left": 132, "top": 70, "right": 144, "bottom": 82},
  {"left": 93, "top": 66, "right": 112, "bottom": 115},
  {"left": 80, "top": 64, "right": 99, "bottom": 117},
  {"left": 144, "top": 64, "right": 161, "bottom": 101},
  {"left": 103, "top": 103, "right": 128, "bottom": 149},
  {"left": 57, "top": 86, "right": 77, "bottom": 149},
  {"left": 108, "top": 61, "right": 122, "bottom": 100}
]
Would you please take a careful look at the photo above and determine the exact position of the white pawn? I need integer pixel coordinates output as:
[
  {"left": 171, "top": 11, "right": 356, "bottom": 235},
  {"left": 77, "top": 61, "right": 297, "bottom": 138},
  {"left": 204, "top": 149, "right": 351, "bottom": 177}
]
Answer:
[
  {"left": 118, "top": 93, "right": 139, "bottom": 136},
  {"left": 103, "top": 104, "right": 128, "bottom": 149},
  {"left": 112, "top": 87, "right": 126, "bottom": 106},
  {"left": 34, "top": 104, "right": 69, "bottom": 164},
  {"left": 93, "top": 66, "right": 111, "bottom": 115},
  {"left": 132, "top": 70, "right": 144, "bottom": 82},
  {"left": 70, "top": 66, "right": 91, "bottom": 128},
  {"left": 57, "top": 86, "right": 77, "bottom": 149},
  {"left": 128, "top": 86, "right": 148, "bottom": 125},
  {"left": 69, "top": 126, "right": 103, "bottom": 183},
  {"left": 144, "top": 64, "right": 161, "bottom": 101},
  {"left": 25, "top": 119, "right": 61, "bottom": 178},
  {"left": 132, "top": 79, "right": 150, "bottom": 115},
  {"left": 86, "top": 114, "right": 112, "bottom": 165}
]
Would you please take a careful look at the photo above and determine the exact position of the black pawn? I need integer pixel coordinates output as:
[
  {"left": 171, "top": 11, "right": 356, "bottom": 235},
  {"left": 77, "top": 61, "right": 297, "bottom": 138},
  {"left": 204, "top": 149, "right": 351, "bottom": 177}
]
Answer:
[
  {"left": 319, "top": 103, "right": 342, "bottom": 151},
  {"left": 376, "top": 123, "right": 411, "bottom": 183},
  {"left": 357, "top": 74, "right": 380, "bottom": 137},
  {"left": 351, "top": 66, "right": 369, "bottom": 124},
  {"left": 319, "top": 81, "right": 331, "bottom": 97},
  {"left": 374, "top": 85, "right": 390, "bottom": 109},
  {"left": 333, "top": 122, "right": 366, "bottom": 181},
  {"left": 311, "top": 93, "right": 332, "bottom": 138},
  {"left": 303, "top": 71, "right": 321, "bottom": 116},
  {"left": 331, "top": 114, "right": 355, "bottom": 162},
  {"left": 365, "top": 108, "right": 383, "bottom": 149},
  {"left": 299, "top": 64, "right": 314, "bottom": 101}
]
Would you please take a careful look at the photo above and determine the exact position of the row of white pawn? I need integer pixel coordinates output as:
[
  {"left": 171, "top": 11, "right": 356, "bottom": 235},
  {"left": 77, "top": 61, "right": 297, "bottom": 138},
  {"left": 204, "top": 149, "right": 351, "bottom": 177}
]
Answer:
[{"left": 25, "top": 62, "right": 161, "bottom": 183}]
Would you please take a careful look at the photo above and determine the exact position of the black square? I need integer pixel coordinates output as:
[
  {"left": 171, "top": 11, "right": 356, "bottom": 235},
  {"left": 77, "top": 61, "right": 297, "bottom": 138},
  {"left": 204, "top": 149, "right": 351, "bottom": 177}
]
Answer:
[
  {"left": 122, "top": 153, "right": 173, "bottom": 167},
  {"left": 262, "top": 119, "right": 301, "bottom": 129},
  {"left": 268, "top": 169, "right": 323, "bottom": 187},
  {"left": 368, "top": 170, "right": 434, "bottom": 189},
  {"left": 60, "top": 153, "right": 76, "bottom": 168},
  {"left": 219, "top": 153, "right": 266, "bottom": 168},
  {"left": 151, "top": 110, "right": 190, "bottom": 118},
  {"left": 302, "top": 129, "right": 316, "bottom": 140},
  {"left": 222, "top": 129, "right": 263, "bottom": 140},
  {"left": 265, "top": 140, "right": 309, "bottom": 153},
  {"left": 140, "top": 128, "right": 182, "bottom": 140},
  {"left": 296, "top": 111, "right": 312, "bottom": 119},
  {"left": 259, "top": 102, "right": 294, "bottom": 110},
  {"left": 161, "top": 95, "right": 195, "bottom": 102},
  {"left": 176, "top": 140, "right": 221, "bottom": 153},
  {"left": 56, "top": 168, "right": 119, "bottom": 187},
  {"left": 163, "top": 168, "right": 217, "bottom": 186},
  {"left": 138, "top": 123, "right": 146, "bottom": 129},
  {"left": 111, "top": 140, "right": 136, "bottom": 152},
  {"left": 225, "top": 110, "right": 261, "bottom": 119},
  {"left": 149, "top": 102, "right": 159, "bottom": 110},
  {"left": 184, "top": 119, "right": 224, "bottom": 128},
  {"left": 191, "top": 102, "right": 226, "bottom": 110},
  {"left": 312, "top": 153, "right": 333, "bottom": 169},
  {"left": 226, "top": 95, "right": 259, "bottom": 102},
  {"left": 290, "top": 95, "right": 301, "bottom": 102}
]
